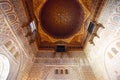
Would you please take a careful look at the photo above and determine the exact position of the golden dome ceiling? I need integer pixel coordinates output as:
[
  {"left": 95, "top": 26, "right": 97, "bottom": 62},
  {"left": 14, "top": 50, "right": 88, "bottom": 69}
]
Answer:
[
  {"left": 40, "top": 0, "right": 84, "bottom": 39},
  {"left": 32, "top": 0, "right": 94, "bottom": 50}
]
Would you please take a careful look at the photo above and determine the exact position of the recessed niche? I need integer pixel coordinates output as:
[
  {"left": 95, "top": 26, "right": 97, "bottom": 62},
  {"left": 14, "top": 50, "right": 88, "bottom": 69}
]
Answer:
[
  {"left": 107, "top": 52, "right": 113, "bottom": 59},
  {"left": 4, "top": 41, "right": 12, "bottom": 48},
  {"left": 111, "top": 48, "right": 118, "bottom": 55},
  {"left": 55, "top": 68, "right": 69, "bottom": 74},
  {"left": 60, "top": 69, "right": 63, "bottom": 74},
  {"left": 55, "top": 69, "right": 58, "bottom": 74},
  {"left": 116, "top": 42, "right": 120, "bottom": 48},
  {"left": 65, "top": 69, "right": 68, "bottom": 74}
]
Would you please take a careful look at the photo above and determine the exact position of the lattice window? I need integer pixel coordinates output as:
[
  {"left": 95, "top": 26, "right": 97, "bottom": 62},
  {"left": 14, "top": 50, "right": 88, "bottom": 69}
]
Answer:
[
  {"left": 30, "top": 21, "right": 36, "bottom": 32},
  {"left": 55, "top": 69, "right": 58, "bottom": 74},
  {"left": 4, "top": 40, "right": 12, "bottom": 49},
  {"left": 55, "top": 68, "right": 69, "bottom": 74},
  {"left": 111, "top": 48, "right": 118, "bottom": 55},
  {"left": 60, "top": 69, "right": 63, "bottom": 74},
  {"left": 107, "top": 41, "right": 120, "bottom": 59},
  {"left": 65, "top": 69, "right": 68, "bottom": 74}
]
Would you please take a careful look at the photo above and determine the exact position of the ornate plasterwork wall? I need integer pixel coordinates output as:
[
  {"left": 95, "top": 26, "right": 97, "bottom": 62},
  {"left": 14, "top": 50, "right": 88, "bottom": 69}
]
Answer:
[
  {"left": 0, "top": 0, "right": 35, "bottom": 80},
  {"left": 9, "top": 0, "right": 28, "bottom": 25},
  {"left": 1, "top": 0, "right": 120, "bottom": 80},
  {"left": 84, "top": 0, "right": 120, "bottom": 80},
  {"left": 27, "top": 51, "right": 97, "bottom": 80}
]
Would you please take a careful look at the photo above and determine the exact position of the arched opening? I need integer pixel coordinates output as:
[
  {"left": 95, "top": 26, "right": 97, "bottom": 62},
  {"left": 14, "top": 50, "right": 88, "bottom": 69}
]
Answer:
[
  {"left": 0, "top": 54, "right": 10, "bottom": 80},
  {"left": 105, "top": 39, "right": 120, "bottom": 80}
]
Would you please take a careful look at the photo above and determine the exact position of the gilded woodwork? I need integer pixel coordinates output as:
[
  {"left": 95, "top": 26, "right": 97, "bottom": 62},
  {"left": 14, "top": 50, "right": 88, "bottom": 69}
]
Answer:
[
  {"left": 40, "top": 0, "right": 84, "bottom": 39},
  {"left": 32, "top": 0, "right": 91, "bottom": 49},
  {"left": 29, "top": 0, "right": 106, "bottom": 50}
]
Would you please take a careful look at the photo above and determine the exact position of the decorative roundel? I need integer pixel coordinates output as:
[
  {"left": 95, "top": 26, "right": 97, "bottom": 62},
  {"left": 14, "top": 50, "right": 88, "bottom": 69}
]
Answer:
[{"left": 40, "top": 0, "right": 84, "bottom": 38}]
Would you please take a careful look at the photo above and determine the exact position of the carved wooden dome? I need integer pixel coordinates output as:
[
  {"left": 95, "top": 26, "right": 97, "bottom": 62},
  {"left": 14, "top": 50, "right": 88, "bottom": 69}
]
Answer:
[{"left": 40, "top": 0, "right": 84, "bottom": 39}]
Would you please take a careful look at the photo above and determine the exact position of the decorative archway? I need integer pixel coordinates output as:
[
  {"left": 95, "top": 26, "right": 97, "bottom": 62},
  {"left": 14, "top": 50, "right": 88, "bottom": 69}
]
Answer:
[
  {"left": 104, "top": 2, "right": 120, "bottom": 80},
  {"left": 0, "top": 54, "right": 10, "bottom": 80},
  {"left": 104, "top": 38, "right": 120, "bottom": 80}
]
